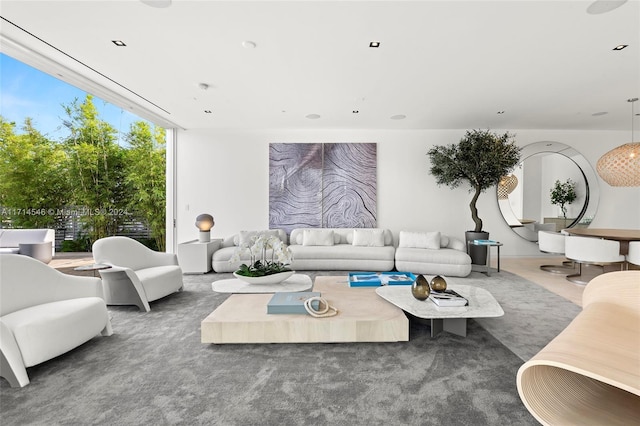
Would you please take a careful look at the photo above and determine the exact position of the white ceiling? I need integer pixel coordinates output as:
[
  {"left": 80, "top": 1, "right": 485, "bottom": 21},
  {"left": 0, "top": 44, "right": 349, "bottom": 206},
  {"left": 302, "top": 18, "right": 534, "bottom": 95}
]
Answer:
[{"left": 1, "top": 0, "right": 639, "bottom": 131}]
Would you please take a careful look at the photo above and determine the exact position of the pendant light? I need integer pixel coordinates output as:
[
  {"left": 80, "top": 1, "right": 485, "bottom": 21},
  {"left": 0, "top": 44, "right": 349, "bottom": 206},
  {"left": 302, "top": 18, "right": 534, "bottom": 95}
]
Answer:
[{"left": 596, "top": 98, "right": 640, "bottom": 187}]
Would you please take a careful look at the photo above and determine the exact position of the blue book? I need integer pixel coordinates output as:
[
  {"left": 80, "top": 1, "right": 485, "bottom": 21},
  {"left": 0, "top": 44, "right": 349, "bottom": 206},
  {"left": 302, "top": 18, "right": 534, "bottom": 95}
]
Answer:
[{"left": 267, "top": 292, "right": 321, "bottom": 315}]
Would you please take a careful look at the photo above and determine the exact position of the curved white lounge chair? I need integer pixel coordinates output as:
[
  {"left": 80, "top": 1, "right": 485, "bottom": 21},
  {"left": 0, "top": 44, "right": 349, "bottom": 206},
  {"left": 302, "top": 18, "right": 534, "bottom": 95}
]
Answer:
[
  {"left": 92, "top": 236, "right": 184, "bottom": 312},
  {"left": 0, "top": 254, "right": 112, "bottom": 387}
]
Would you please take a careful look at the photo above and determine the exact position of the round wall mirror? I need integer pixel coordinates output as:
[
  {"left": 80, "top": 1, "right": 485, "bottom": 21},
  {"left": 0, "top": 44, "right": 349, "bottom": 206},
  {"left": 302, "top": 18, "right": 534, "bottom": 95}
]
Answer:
[{"left": 497, "top": 141, "right": 599, "bottom": 242}]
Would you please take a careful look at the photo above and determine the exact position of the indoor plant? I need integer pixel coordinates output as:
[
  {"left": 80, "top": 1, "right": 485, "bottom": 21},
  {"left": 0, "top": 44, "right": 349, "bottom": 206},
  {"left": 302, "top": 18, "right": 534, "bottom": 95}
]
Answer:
[
  {"left": 550, "top": 178, "right": 577, "bottom": 222},
  {"left": 427, "top": 129, "right": 521, "bottom": 264},
  {"left": 230, "top": 233, "right": 293, "bottom": 283}
]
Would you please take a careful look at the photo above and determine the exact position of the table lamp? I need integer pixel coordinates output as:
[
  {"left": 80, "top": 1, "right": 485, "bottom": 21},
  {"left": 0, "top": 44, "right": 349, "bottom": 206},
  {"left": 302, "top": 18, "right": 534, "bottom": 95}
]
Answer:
[{"left": 195, "top": 214, "right": 214, "bottom": 242}]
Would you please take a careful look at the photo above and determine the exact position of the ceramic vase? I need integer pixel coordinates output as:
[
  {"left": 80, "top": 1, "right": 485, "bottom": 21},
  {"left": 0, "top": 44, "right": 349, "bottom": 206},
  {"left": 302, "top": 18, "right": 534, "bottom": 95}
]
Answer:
[
  {"left": 430, "top": 275, "right": 447, "bottom": 292},
  {"left": 233, "top": 270, "right": 294, "bottom": 285},
  {"left": 411, "top": 274, "right": 431, "bottom": 300}
]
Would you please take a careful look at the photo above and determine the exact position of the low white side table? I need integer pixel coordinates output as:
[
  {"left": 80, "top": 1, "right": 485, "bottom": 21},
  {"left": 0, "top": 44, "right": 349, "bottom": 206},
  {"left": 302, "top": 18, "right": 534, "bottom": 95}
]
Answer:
[{"left": 177, "top": 239, "right": 221, "bottom": 274}]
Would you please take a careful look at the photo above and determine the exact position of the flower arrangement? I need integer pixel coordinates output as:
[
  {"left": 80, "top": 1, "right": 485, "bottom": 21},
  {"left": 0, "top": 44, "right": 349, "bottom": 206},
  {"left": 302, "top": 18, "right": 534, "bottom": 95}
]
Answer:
[
  {"left": 230, "top": 233, "right": 293, "bottom": 277},
  {"left": 550, "top": 178, "right": 577, "bottom": 220}
]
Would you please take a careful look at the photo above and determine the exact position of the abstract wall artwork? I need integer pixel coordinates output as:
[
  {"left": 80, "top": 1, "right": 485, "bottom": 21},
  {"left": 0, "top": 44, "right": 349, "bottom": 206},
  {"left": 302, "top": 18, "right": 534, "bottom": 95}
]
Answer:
[{"left": 269, "top": 143, "right": 377, "bottom": 233}]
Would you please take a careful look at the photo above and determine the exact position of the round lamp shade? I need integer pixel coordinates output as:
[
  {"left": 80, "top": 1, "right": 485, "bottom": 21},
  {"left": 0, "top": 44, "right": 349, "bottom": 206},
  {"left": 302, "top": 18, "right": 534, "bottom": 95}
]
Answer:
[
  {"left": 497, "top": 174, "right": 518, "bottom": 199},
  {"left": 195, "top": 214, "right": 214, "bottom": 231},
  {"left": 596, "top": 142, "right": 640, "bottom": 187}
]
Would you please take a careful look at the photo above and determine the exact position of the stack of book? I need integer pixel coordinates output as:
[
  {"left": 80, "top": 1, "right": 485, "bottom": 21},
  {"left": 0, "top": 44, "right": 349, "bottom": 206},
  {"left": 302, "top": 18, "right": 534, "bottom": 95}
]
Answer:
[
  {"left": 473, "top": 239, "right": 499, "bottom": 245},
  {"left": 267, "top": 292, "right": 321, "bottom": 314},
  {"left": 429, "top": 289, "right": 468, "bottom": 307}
]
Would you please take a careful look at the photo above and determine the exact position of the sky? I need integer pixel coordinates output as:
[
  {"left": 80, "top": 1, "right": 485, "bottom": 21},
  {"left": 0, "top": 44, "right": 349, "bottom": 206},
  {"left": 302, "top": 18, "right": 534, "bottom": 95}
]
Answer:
[{"left": 0, "top": 53, "right": 148, "bottom": 145}]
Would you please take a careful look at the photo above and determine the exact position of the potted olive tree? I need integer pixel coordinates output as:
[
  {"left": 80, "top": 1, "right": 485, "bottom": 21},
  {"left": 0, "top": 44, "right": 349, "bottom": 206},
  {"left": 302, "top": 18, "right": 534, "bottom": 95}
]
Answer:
[{"left": 427, "top": 129, "right": 521, "bottom": 265}]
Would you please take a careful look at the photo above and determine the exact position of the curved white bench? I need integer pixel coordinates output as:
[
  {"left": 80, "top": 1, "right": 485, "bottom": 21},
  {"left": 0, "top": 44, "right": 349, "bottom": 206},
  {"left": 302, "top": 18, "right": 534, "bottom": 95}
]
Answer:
[{"left": 516, "top": 270, "right": 640, "bottom": 425}]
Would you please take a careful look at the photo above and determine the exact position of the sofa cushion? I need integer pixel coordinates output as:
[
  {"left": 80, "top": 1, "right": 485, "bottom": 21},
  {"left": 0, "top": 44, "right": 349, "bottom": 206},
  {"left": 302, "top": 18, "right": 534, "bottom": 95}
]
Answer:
[
  {"left": 136, "top": 265, "right": 183, "bottom": 301},
  {"left": 399, "top": 231, "right": 441, "bottom": 249},
  {"left": 302, "top": 229, "right": 335, "bottom": 246},
  {"left": 234, "top": 229, "right": 285, "bottom": 246},
  {"left": 352, "top": 229, "right": 385, "bottom": 247},
  {"left": 2, "top": 297, "right": 108, "bottom": 367},
  {"left": 0, "top": 247, "right": 20, "bottom": 254}
]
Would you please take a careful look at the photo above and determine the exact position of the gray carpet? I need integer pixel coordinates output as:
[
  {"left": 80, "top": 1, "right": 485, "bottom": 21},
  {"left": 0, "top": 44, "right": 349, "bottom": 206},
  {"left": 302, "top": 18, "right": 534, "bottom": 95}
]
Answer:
[{"left": 0, "top": 270, "right": 581, "bottom": 425}]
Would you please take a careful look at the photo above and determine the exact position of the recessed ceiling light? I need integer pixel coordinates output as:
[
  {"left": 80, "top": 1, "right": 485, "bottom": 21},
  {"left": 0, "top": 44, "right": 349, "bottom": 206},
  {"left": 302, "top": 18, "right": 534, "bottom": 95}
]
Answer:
[
  {"left": 112, "top": 40, "right": 126, "bottom": 47},
  {"left": 305, "top": 114, "right": 321, "bottom": 119},
  {"left": 242, "top": 41, "right": 257, "bottom": 49},
  {"left": 390, "top": 114, "right": 406, "bottom": 120},
  {"left": 613, "top": 44, "right": 629, "bottom": 50},
  {"left": 369, "top": 41, "right": 380, "bottom": 48},
  {"left": 198, "top": 83, "right": 209, "bottom": 90},
  {"left": 497, "top": 111, "right": 505, "bottom": 114},
  {"left": 352, "top": 110, "right": 359, "bottom": 114},
  {"left": 592, "top": 111, "right": 608, "bottom": 116},
  {"left": 204, "top": 110, "right": 212, "bottom": 114}
]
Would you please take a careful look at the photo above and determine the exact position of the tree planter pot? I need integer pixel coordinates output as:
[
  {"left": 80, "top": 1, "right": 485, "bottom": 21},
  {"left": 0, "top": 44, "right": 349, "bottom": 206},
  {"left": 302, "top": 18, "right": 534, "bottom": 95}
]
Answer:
[{"left": 465, "top": 231, "right": 489, "bottom": 266}]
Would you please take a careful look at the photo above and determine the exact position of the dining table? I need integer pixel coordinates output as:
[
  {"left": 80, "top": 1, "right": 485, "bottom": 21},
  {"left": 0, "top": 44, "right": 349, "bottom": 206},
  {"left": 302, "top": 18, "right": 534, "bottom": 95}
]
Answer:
[{"left": 564, "top": 228, "right": 640, "bottom": 255}]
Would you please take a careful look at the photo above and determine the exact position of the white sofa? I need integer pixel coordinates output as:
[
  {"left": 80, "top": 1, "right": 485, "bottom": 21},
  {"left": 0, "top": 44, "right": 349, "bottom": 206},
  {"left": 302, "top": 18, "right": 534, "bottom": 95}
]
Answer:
[
  {"left": 92, "top": 236, "right": 184, "bottom": 312},
  {"left": 0, "top": 254, "right": 112, "bottom": 387},
  {"left": 394, "top": 231, "right": 472, "bottom": 277},
  {"left": 0, "top": 228, "right": 55, "bottom": 261},
  {"left": 212, "top": 228, "right": 396, "bottom": 272},
  {"left": 288, "top": 228, "right": 396, "bottom": 271}
]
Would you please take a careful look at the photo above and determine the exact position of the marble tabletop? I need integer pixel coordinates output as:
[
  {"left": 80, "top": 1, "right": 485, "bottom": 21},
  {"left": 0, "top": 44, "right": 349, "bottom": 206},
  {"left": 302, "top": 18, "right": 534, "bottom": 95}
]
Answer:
[
  {"left": 376, "top": 284, "right": 504, "bottom": 319},
  {"left": 211, "top": 273, "right": 313, "bottom": 293}
]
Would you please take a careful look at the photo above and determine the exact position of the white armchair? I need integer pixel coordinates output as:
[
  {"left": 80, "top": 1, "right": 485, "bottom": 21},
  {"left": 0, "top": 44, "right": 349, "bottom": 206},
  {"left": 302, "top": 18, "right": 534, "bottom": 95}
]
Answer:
[
  {"left": 0, "top": 254, "right": 112, "bottom": 387},
  {"left": 565, "top": 236, "right": 625, "bottom": 284},
  {"left": 537, "top": 230, "right": 574, "bottom": 274},
  {"left": 92, "top": 236, "right": 184, "bottom": 312}
]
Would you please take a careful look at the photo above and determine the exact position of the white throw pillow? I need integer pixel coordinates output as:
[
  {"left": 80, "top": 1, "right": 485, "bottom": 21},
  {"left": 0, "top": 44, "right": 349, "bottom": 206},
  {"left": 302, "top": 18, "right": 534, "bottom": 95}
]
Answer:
[
  {"left": 440, "top": 234, "right": 450, "bottom": 248},
  {"left": 398, "top": 231, "right": 441, "bottom": 249},
  {"left": 237, "top": 230, "right": 280, "bottom": 246},
  {"left": 352, "top": 229, "right": 385, "bottom": 247},
  {"left": 302, "top": 229, "right": 335, "bottom": 246}
]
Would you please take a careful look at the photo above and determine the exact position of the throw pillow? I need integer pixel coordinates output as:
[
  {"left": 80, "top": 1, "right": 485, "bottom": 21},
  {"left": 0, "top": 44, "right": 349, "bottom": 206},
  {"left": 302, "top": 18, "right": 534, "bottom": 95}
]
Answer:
[
  {"left": 302, "top": 229, "right": 335, "bottom": 246},
  {"left": 352, "top": 229, "right": 385, "bottom": 247},
  {"left": 440, "top": 234, "right": 450, "bottom": 248},
  {"left": 237, "top": 230, "right": 280, "bottom": 246},
  {"left": 398, "top": 231, "right": 441, "bottom": 249}
]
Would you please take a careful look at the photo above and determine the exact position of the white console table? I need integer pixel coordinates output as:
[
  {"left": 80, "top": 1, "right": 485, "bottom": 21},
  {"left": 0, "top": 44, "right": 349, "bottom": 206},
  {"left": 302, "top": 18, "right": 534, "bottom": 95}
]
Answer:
[{"left": 177, "top": 239, "right": 221, "bottom": 274}]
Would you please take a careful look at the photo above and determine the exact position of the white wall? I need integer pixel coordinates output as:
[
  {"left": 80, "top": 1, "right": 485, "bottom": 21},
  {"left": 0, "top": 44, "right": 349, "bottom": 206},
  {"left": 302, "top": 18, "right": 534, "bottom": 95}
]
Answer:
[{"left": 174, "top": 128, "right": 639, "bottom": 256}]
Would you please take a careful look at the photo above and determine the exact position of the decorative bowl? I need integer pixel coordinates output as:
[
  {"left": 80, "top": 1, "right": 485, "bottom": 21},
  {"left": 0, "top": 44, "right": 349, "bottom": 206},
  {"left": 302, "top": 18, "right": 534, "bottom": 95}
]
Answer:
[{"left": 233, "top": 270, "right": 295, "bottom": 285}]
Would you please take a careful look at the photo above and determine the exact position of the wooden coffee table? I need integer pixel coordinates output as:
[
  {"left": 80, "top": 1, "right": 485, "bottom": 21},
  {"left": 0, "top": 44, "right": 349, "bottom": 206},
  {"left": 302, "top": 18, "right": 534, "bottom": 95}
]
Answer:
[{"left": 201, "top": 276, "right": 409, "bottom": 344}]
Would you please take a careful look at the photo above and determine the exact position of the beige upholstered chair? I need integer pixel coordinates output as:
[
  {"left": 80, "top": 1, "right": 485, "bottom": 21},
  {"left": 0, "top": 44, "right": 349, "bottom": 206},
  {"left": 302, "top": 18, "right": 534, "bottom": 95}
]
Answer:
[
  {"left": 564, "top": 236, "right": 625, "bottom": 284},
  {"left": 537, "top": 230, "right": 574, "bottom": 274},
  {"left": 0, "top": 254, "right": 112, "bottom": 387},
  {"left": 92, "top": 236, "right": 184, "bottom": 312},
  {"left": 627, "top": 241, "right": 640, "bottom": 267}
]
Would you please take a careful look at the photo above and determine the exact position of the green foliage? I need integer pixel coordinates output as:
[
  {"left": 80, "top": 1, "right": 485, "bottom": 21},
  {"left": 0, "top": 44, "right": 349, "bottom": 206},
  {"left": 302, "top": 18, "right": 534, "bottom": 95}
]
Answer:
[
  {"left": 0, "top": 117, "right": 70, "bottom": 228},
  {"left": 550, "top": 179, "right": 577, "bottom": 220},
  {"left": 234, "top": 260, "right": 292, "bottom": 277},
  {"left": 427, "top": 129, "right": 521, "bottom": 232},
  {"left": 0, "top": 95, "right": 167, "bottom": 251},
  {"left": 62, "top": 95, "right": 128, "bottom": 243},
  {"left": 60, "top": 236, "right": 91, "bottom": 252},
  {"left": 124, "top": 122, "right": 166, "bottom": 251}
]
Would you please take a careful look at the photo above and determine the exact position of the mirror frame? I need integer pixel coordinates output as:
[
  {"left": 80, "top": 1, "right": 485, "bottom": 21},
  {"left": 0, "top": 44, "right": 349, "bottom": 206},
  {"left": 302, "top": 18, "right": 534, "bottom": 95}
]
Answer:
[{"left": 497, "top": 141, "right": 600, "bottom": 241}]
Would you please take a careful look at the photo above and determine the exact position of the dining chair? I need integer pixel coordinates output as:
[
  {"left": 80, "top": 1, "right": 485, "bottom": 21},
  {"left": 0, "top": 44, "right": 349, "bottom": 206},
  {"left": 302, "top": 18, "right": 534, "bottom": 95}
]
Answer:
[
  {"left": 538, "top": 230, "right": 574, "bottom": 274},
  {"left": 627, "top": 241, "right": 640, "bottom": 268},
  {"left": 564, "top": 236, "right": 626, "bottom": 284}
]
